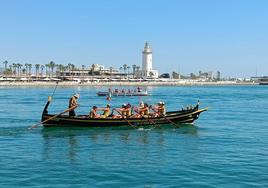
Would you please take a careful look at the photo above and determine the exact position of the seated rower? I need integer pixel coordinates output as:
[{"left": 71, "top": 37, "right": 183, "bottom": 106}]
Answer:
[
  {"left": 133, "top": 102, "right": 149, "bottom": 118},
  {"left": 98, "top": 104, "right": 111, "bottom": 118},
  {"left": 113, "top": 103, "right": 132, "bottom": 118},
  {"left": 125, "top": 103, "right": 132, "bottom": 117},
  {"left": 89, "top": 106, "right": 100, "bottom": 118},
  {"left": 151, "top": 101, "right": 166, "bottom": 117},
  {"left": 143, "top": 103, "right": 150, "bottom": 117},
  {"left": 133, "top": 102, "right": 144, "bottom": 118}
]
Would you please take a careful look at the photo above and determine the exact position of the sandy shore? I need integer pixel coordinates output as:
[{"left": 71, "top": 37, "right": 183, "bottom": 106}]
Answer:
[{"left": 0, "top": 81, "right": 257, "bottom": 87}]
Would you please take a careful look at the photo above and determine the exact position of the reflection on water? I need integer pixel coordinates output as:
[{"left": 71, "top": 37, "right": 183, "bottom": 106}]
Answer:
[{"left": 41, "top": 125, "right": 198, "bottom": 162}]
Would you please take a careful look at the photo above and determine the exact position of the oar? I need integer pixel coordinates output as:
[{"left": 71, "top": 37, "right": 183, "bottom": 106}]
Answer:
[
  {"left": 151, "top": 107, "right": 179, "bottom": 128},
  {"left": 29, "top": 105, "right": 79, "bottom": 129},
  {"left": 132, "top": 107, "right": 160, "bottom": 128},
  {"left": 113, "top": 109, "right": 136, "bottom": 129},
  {"left": 161, "top": 114, "right": 179, "bottom": 127}
]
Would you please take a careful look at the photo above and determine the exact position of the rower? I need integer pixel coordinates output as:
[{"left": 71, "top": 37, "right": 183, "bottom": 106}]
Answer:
[
  {"left": 157, "top": 102, "right": 166, "bottom": 116},
  {"left": 151, "top": 101, "right": 166, "bottom": 117},
  {"left": 120, "top": 103, "right": 131, "bottom": 117},
  {"left": 126, "top": 103, "right": 132, "bottom": 117},
  {"left": 68, "top": 93, "right": 79, "bottom": 117},
  {"left": 138, "top": 102, "right": 145, "bottom": 116},
  {"left": 143, "top": 103, "right": 150, "bottom": 116},
  {"left": 89, "top": 106, "right": 100, "bottom": 118},
  {"left": 113, "top": 103, "right": 131, "bottom": 118},
  {"left": 134, "top": 102, "right": 150, "bottom": 118},
  {"left": 99, "top": 104, "right": 111, "bottom": 118}
]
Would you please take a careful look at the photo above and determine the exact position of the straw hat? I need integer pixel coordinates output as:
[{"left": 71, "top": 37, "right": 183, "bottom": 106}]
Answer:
[{"left": 74, "top": 93, "right": 80, "bottom": 99}]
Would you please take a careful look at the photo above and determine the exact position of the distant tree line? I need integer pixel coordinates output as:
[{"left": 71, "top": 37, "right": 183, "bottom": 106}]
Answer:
[{"left": 2, "top": 60, "right": 143, "bottom": 79}]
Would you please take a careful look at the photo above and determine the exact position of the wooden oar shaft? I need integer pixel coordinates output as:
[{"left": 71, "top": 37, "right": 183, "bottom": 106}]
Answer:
[
  {"left": 151, "top": 108, "right": 178, "bottom": 127},
  {"left": 43, "top": 105, "right": 77, "bottom": 123},
  {"left": 30, "top": 105, "right": 78, "bottom": 129},
  {"left": 114, "top": 109, "right": 136, "bottom": 128},
  {"left": 133, "top": 108, "right": 160, "bottom": 128}
]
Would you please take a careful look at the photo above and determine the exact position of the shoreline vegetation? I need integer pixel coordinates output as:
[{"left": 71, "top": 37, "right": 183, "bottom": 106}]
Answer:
[{"left": 0, "top": 80, "right": 257, "bottom": 86}]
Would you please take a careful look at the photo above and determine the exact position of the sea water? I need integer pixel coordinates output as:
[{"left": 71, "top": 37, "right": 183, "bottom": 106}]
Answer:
[{"left": 0, "top": 85, "right": 267, "bottom": 187}]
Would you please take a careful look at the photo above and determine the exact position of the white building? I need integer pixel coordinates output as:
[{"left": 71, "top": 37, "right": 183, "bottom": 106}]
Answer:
[{"left": 137, "top": 42, "right": 159, "bottom": 78}]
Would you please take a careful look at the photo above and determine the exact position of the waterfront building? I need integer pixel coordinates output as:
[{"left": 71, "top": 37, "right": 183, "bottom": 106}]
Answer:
[{"left": 136, "top": 42, "right": 159, "bottom": 78}]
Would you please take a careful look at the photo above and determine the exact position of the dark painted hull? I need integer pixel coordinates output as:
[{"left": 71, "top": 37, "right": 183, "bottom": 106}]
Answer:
[{"left": 41, "top": 103, "right": 207, "bottom": 128}]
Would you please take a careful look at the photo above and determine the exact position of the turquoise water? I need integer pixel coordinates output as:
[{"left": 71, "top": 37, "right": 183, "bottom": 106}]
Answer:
[{"left": 0, "top": 85, "right": 268, "bottom": 187}]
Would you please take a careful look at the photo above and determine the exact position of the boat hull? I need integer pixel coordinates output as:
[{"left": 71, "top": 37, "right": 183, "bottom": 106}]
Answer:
[{"left": 41, "top": 106, "right": 207, "bottom": 128}]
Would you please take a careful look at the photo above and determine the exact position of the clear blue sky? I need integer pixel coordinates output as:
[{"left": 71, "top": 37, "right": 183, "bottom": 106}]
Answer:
[{"left": 1, "top": 0, "right": 268, "bottom": 77}]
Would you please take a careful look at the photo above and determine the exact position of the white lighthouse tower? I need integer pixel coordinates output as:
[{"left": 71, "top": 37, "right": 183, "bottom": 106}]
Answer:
[{"left": 140, "top": 42, "right": 159, "bottom": 78}]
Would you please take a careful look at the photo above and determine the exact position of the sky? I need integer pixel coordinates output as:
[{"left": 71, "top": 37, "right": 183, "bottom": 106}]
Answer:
[{"left": 0, "top": 0, "right": 268, "bottom": 78}]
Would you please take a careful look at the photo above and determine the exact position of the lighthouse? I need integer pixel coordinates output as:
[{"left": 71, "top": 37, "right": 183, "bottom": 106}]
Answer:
[
  {"left": 142, "top": 42, "right": 153, "bottom": 71},
  {"left": 140, "top": 42, "right": 159, "bottom": 78}
]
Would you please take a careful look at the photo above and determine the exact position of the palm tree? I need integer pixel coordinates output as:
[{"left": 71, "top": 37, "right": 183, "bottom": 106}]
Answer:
[
  {"left": 28, "top": 64, "right": 32, "bottom": 78},
  {"left": 16, "top": 64, "right": 20, "bottom": 78},
  {"left": 71, "top": 64, "right": 75, "bottom": 71},
  {"left": 58, "top": 64, "right": 64, "bottom": 72},
  {"left": 132, "top": 64, "right": 137, "bottom": 78},
  {"left": 41, "top": 65, "right": 45, "bottom": 77},
  {"left": 12, "top": 63, "right": 17, "bottom": 77},
  {"left": 127, "top": 66, "right": 130, "bottom": 80},
  {"left": 9, "top": 65, "right": 13, "bottom": 73},
  {"left": 17, "top": 64, "right": 23, "bottom": 78},
  {"left": 49, "top": 61, "right": 56, "bottom": 77},
  {"left": 3, "top": 61, "right": 8, "bottom": 72},
  {"left": 35, "top": 64, "right": 40, "bottom": 78},
  {"left": 45, "top": 64, "right": 49, "bottom": 77},
  {"left": 24, "top": 64, "right": 28, "bottom": 77},
  {"left": 123, "top": 64, "right": 127, "bottom": 79},
  {"left": 22, "top": 68, "right": 26, "bottom": 75}
]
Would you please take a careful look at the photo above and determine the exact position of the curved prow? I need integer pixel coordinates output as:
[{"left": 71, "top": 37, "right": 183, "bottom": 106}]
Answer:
[{"left": 42, "top": 96, "right": 52, "bottom": 117}]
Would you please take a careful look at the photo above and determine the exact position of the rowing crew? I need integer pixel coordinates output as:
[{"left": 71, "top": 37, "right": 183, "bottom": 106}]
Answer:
[
  {"left": 88, "top": 102, "right": 166, "bottom": 119},
  {"left": 68, "top": 93, "right": 166, "bottom": 118}
]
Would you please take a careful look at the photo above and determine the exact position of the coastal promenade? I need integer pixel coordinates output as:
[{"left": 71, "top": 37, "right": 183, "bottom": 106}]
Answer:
[{"left": 0, "top": 80, "right": 257, "bottom": 86}]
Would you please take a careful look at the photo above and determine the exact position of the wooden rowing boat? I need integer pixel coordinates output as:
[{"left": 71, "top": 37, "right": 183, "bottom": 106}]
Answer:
[{"left": 41, "top": 101, "right": 208, "bottom": 127}]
